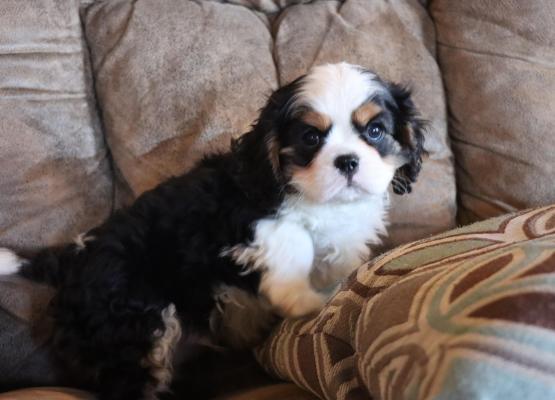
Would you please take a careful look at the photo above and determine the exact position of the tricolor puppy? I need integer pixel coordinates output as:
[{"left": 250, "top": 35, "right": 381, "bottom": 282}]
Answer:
[{"left": 0, "top": 62, "right": 424, "bottom": 399}]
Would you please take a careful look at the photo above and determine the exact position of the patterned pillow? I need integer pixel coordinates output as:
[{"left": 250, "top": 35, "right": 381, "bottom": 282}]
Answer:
[{"left": 256, "top": 205, "right": 555, "bottom": 400}]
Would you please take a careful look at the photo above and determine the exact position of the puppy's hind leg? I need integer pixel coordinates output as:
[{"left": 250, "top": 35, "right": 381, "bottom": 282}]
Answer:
[
  {"left": 142, "top": 304, "right": 182, "bottom": 399},
  {"left": 52, "top": 283, "right": 180, "bottom": 400}
]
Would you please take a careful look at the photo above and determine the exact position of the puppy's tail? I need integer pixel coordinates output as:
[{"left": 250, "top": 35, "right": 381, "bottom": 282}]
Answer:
[
  {"left": 0, "top": 248, "right": 24, "bottom": 276},
  {"left": 0, "top": 246, "right": 65, "bottom": 287}
]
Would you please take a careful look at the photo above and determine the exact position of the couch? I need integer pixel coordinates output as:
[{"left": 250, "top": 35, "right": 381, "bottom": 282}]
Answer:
[{"left": 0, "top": 0, "right": 554, "bottom": 399}]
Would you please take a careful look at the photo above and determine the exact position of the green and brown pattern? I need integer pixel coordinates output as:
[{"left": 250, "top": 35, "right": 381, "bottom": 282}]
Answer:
[{"left": 256, "top": 205, "right": 555, "bottom": 400}]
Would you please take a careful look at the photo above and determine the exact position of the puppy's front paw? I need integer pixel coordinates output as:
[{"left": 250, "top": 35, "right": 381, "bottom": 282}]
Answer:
[
  {"left": 280, "top": 289, "right": 326, "bottom": 318},
  {"left": 260, "top": 277, "right": 326, "bottom": 319}
]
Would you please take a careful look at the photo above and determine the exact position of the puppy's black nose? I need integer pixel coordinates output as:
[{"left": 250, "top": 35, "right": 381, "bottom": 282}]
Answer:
[{"left": 334, "top": 154, "right": 359, "bottom": 176}]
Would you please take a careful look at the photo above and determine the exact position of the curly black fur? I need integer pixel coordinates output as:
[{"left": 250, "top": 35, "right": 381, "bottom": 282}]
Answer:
[{"left": 17, "top": 84, "right": 301, "bottom": 400}]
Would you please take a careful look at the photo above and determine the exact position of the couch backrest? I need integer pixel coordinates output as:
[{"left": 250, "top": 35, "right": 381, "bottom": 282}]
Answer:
[
  {"left": 0, "top": 0, "right": 112, "bottom": 252},
  {"left": 430, "top": 0, "right": 555, "bottom": 224},
  {"left": 6, "top": 0, "right": 554, "bottom": 253}
]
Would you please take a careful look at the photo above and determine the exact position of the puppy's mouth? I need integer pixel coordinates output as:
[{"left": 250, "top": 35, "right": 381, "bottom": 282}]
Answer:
[
  {"left": 344, "top": 175, "right": 366, "bottom": 192},
  {"left": 334, "top": 177, "right": 369, "bottom": 200}
]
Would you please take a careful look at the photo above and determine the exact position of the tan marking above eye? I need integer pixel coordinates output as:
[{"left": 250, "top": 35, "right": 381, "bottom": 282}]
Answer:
[
  {"left": 300, "top": 110, "right": 332, "bottom": 132},
  {"left": 352, "top": 101, "right": 382, "bottom": 127}
]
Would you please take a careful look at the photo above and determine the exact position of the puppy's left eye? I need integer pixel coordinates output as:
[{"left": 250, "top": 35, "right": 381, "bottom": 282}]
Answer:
[
  {"left": 302, "top": 130, "right": 321, "bottom": 147},
  {"left": 366, "top": 122, "right": 385, "bottom": 142}
]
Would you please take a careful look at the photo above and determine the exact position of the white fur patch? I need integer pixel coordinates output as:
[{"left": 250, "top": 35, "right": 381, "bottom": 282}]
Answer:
[
  {"left": 0, "top": 248, "right": 23, "bottom": 275},
  {"left": 224, "top": 219, "right": 325, "bottom": 317},
  {"left": 225, "top": 192, "right": 388, "bottom": 317},
  {"left": 278, "top": 194, "right": 388, "bottom": 290},
  {"left": 294, "top": 62, "right": 383, "bottom": 120},
  {"left": 74, "top": 233, "right": 94, "bottom": 251},
  {"left": 142, "top": 303, "right": 182, "bottom": 399},
  {"left": 223, "top": 219, "right": 314, "bottom": 276}
]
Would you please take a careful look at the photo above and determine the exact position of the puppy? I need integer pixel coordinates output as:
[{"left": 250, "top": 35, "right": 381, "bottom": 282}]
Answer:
[{"left": 0, "top": 62, "right": 424, "bottom": 399}]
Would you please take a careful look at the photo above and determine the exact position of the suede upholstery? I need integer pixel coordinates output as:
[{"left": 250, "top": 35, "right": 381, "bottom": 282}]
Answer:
[
  {"left": 83, "top": 0, "right": 278, "bottom": 206},
  {"left": 271, "top": 0, "right": 455, "bottom": 247},
  {"left": 0, "top": 0, "right": 112, "bottom": 252},
  {"left": 430, "top": 1, "right": 555, "bottom": 224},
  {"left": 82, "top": 0, "right": 456, "bottom": 246}
]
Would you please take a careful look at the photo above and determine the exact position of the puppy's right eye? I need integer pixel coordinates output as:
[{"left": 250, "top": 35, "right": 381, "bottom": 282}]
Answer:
[
  {"left": 302, "top": 130, "right": 320, "bottom": 147},
  {"left": 366, "top": 122, "right": 385, "bottom": 142}
]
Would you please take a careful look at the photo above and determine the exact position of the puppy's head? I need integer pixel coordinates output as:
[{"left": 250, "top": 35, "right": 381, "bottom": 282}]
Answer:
[{"left": 234, "top": 62, "right": 425, "bottom": 204}]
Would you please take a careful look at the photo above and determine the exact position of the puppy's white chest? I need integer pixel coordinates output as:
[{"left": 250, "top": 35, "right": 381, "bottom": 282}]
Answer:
[
  {"left": 278, "top": 195, "right": 388, "bottom": 288},
  {"left": 225, "top": 195, "right": 388, "bottom": 295}
]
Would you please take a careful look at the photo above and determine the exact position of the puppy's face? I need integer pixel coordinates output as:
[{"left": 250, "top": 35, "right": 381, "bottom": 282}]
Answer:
[{"left": 236, "top": 63, "right": 425, "bottom": 203}]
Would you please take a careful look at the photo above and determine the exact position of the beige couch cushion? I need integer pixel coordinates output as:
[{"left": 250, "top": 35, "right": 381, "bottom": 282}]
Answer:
[
  {"left": 430, "top": 1, "right": 555, "bottom": 224},
  {"left": 83, "top": 0, "right": 277, "bottom": 206},
  {"left": 83, "top": 0, "right": 456, "bottom": 248},
  {"left": 0, "top": 0, "right": 113, "bottom": 251}
]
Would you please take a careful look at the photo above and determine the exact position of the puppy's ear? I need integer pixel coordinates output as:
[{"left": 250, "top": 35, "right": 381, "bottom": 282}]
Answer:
[
  {"left": 388, "top": 84, "right": 426, "bottom": 195},
  {"left": 231, "top": 78, "right": 300, "bottom": 201}
]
